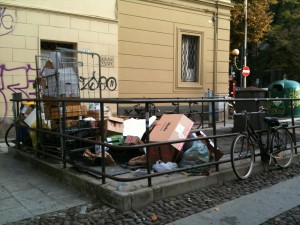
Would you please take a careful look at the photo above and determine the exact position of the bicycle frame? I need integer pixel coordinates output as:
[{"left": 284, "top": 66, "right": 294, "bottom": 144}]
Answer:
[
  {"left": 241, "top": 112, "right": 271, "bottom": 158},
  {"left": 242, "top": 111, "right": 291, "bottom": 160}
]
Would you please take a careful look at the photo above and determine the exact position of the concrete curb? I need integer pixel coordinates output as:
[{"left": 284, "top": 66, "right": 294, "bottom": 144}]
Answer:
[{"left": 9, "top": 147, "right": 300, "bottom": 212}]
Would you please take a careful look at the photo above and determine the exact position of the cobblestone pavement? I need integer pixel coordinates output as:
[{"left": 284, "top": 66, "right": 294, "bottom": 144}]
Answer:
[{"left": 5, "top": 162, "right": 300, "bottom": 225}]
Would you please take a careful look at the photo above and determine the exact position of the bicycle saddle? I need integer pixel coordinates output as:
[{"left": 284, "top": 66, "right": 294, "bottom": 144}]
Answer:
[{"left": 263, "top": 117, "right": 280, "bottom": 127}]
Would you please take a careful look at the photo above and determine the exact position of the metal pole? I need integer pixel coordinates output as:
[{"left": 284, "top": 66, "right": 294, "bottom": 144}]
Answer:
[{"left": 243, "top": 0, "right": 248, "bottom": 88}]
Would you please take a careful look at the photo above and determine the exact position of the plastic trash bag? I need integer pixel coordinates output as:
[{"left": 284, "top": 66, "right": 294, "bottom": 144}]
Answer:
[{"left": 179, "top": 140, "right": 209, "bottom": 174}]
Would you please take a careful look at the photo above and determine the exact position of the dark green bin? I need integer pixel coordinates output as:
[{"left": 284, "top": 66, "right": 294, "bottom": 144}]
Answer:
[{"left": 268, "top": 80, "right": 300, "bottom": 117}]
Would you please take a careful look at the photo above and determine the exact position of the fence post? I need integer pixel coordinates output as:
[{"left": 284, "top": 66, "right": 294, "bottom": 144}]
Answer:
[
  {"left": 12, "top": 93, "right": 22, "bottom": 149},
  {"left": 290, "top": 100, "right": 297, "bottom": 154},
  {"left": 206, "top": 90, "right": 214, "bottom": 127}
]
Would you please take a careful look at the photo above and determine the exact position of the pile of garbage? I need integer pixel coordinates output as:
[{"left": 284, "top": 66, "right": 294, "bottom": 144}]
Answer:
[{"left": 82, "top": 113, "right": 224, "bottom": 176}]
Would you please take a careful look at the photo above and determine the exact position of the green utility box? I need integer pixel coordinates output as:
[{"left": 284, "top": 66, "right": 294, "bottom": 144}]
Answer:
[{"left": 268, "top": 80, "right": 300, "bottom": 117}]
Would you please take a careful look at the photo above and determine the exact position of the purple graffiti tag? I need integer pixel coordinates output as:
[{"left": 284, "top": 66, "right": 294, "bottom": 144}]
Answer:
[
  {"left": 0, "top": 64, "right": 8, "bottom": 124},
  {"left": 5, "top": 64, "right": 37, "bottom": 97},
  {"left": 0, "top": 64, "right": 37, "bottom": 124}
]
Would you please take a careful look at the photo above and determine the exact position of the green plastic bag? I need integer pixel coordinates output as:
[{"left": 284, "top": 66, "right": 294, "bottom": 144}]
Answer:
[{"left": 179, "top": 140, "right": 209, "bottom": 174}]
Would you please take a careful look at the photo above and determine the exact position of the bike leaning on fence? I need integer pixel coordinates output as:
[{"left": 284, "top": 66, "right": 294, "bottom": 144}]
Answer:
[
  {"left": 164, "top": 102, "right": 202, "bottom": 129},
  {"left": 230, "top": 106, "right": 294, "bottom": 180}
]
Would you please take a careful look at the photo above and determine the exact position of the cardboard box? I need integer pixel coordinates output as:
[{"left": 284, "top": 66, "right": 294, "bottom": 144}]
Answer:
[
  {"left": 124, "top": 136, "right": 144, "bottom": 145},
  {"left": 150, "top": 114, "right": 194, "bottom": 151},
  {"left": 87, "top": 110, "right": 112, "bottom": 120},
  {"left": 42, "top": 95, "right": 80, "bottom": 107},
  {"left": 148, "top": 144, "right": 182, "bottom": 165},
  {"left": 106, "top": 116, "right": 125, "bottom": 135},
  {"left": 50, "top": 120, "right": 80, "bottom": 130},
  {"left": 44, "top": 104, "right": 87, "bottom": 120}
]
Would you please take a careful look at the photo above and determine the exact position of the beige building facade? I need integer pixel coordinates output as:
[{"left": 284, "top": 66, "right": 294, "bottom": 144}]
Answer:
[
  {"left": 0, "top": 0, "right": 118, "bottom": 135},
  {"left": 118, "top": 0, "right": 232, "bottom": 98},
  {"left": 0, "top": 0, "right": 232, "bottom": 136}
]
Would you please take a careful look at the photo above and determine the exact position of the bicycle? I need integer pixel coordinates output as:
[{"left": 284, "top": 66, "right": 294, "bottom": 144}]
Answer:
[
  {"left": 123, "top": 103, "right": 160, "bottom": 119},
  {"left": 5, "top": 101, "right": 36, "bottom": 148},
  {"left": 164, "top": 102, "right": 202, "bottom": 129},
  {"left": 231, "top": 106, "right": 294, "bottom": 180}
]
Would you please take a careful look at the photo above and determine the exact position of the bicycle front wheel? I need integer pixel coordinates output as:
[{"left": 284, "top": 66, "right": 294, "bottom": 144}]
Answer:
[
  {"left": 231, "top": 134, "right": 254, "bottom": 179},
  {"left": 271, "top": 128, "right": 293, "bottom": 168}
]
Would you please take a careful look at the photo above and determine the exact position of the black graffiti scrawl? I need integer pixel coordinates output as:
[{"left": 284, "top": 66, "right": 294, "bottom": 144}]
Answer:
[
  {"left": 79, "top": 71, "right": 117, "bottom": 91},
  {"left": 0, "top": 6, "right": 16, "bottom": 36}
]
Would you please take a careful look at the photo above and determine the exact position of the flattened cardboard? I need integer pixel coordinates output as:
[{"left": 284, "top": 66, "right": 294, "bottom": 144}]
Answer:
[
  {"left": 106, "top": 116, "right": 125, "bottom": 134},
  {"left": 123, "top": 116, "right": 157, "bottom": 139}
]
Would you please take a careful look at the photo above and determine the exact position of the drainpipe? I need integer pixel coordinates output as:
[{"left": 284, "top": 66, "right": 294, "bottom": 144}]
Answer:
[
  {"left": 213, "top": 10, "right": 218, "bottom": 95},
  {"left": 212, "top": 9, "right": 219, "bottom": 171}
]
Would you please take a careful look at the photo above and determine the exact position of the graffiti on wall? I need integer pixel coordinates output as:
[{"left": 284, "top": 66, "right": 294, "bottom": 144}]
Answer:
[
  {"left": 0, "top": 6, "right": 16, "bottom": 36},
  {"left": 79, "top": 73, "right": 117, "bottom": 91},
  {"left": 0, "top": 64, "right": 37, "bottom": 123},
  {"left": 289, "top": 89, "right": 300, "bottom": 107},
  {"left": 268, "top": 88, "right": 300, "bottom": 116},
  {"left": 0, "top": 64, "right": 118, "bottom": 124}
]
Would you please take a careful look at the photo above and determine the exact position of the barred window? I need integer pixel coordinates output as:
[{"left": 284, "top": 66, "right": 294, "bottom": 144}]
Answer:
[
  {"left": 181, "top": 35, "right": 199, "bottom": 82},
  {"left": 175, "top": 26, "right": 203, "bottom": 91}
]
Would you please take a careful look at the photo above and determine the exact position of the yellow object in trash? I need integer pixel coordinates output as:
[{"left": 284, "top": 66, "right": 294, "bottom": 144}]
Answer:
[{"left": 23, "top": 101, "right": 35, "bottom": 105}]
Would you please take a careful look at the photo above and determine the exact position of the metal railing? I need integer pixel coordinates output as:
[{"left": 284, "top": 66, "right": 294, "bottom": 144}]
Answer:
[{"left": 7, "top": 97, "right": 300, "bottom": 187}]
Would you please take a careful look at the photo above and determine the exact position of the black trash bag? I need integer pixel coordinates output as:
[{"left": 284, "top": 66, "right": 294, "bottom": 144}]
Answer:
[{"left": 107, "top": 144, "right": 145, "bottom": 164}]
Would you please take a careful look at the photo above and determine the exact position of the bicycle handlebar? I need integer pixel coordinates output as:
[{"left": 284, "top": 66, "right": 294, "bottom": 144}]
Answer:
[{"left": 233, "top": 106, "right": 268, "bottom": 116}]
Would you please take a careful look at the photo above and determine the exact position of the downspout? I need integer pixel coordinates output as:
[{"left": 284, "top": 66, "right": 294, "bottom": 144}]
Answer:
[
  {"left": 212, "top": 6, "right": 219, "bottom": 171},
  {"left": 213, "top": 10, "right": 218, "bottom": 95}
]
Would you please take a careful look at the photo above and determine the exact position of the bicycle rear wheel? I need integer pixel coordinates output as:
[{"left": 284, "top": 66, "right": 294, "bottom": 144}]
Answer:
[
  {"left": 188, "top": 111, "right": 202, "bottom": 129},
  {"left": 271, "top": 128, "right": 293, "bottom": 168},
  {"left": 231, "top": 134, "right": 254, "bottom": 179}
]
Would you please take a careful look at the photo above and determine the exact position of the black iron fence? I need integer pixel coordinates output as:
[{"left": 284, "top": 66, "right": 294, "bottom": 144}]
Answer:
[{"left": 7, "top": 97, "right": 300, "bottom": 187}]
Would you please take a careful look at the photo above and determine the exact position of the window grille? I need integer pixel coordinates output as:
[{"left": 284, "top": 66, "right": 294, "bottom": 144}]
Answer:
[{"left": 181, "top": 35, "right": 199, "bottom": 82}]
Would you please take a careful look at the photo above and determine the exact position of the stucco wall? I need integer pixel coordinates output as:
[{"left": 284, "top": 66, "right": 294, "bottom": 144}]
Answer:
[
  {"left": 0, "top": 0, "right": 232, "bottom": 138},
  {"left": 0, "top": 0, "right": 118, "bottom": 137},
  {"left": 118, "top": 0, "right": 232, "bottom": 98}
]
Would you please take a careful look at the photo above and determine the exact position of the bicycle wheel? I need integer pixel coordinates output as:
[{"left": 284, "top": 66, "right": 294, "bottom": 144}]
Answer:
[
  {"left": 5, "top": 124, "right": 15, "bottom": 147},
  {"left": 271, "top": 128, "right": 293, "bottom": 168},
  {"left": 188, "top": 111, "right": 202, "bottom": 129},
  {"left": 231, "top": 134, "right": 254, "bottom": 179}
]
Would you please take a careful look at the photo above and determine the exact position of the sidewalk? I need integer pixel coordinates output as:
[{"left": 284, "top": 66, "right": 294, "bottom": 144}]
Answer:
[
  {"left": 0, "top": 144, "right": 91, "bottom": 225},
  {"left": 166, "top": 175, "right": 300, "bottom": 225},
  {"left": 1, "top": 118, "right": 299, "bottom": 224}
]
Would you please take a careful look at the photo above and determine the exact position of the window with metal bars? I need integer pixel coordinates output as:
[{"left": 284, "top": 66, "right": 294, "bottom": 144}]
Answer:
[
  {"left": 175, "top": 26, "right": 203, "bottom": 91},
  {"left": 181, "top": 34, "right": 199, "bottom": 82}
]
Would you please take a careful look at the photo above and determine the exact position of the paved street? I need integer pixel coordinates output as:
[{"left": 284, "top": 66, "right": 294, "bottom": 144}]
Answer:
[
  {"left": 1, "top": 139, "right": 300, "bottom": 225},
  {"left": 0, "top": 144, "right": 92, "bottom": 225},
  {"left": 167, "top": 175, "right": 300, "bottom": 225}
]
